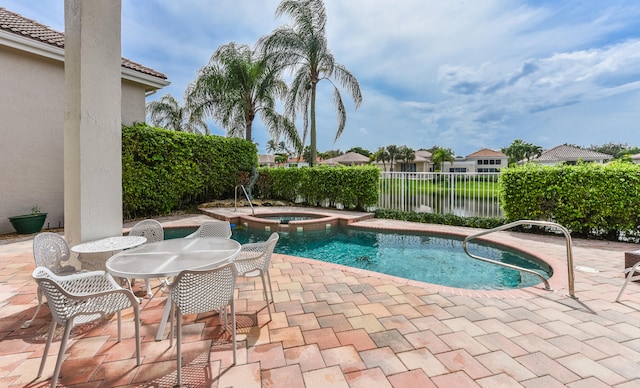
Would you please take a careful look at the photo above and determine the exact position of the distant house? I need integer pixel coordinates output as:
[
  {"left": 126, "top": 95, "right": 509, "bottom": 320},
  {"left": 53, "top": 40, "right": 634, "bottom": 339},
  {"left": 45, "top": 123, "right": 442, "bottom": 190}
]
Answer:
[
  {"left": 629, "top": 153, "right": 640, "bottom": 164},
  {"left": 526, "top": 144, "right": 613, "bottom": 166},
  {"left": 376, "top": 149, "right": 434, "bottom": 172},
  {"left": 321, "top": 152, "right": 371, "bottom": 166},
  {"left": 0, "top": 7, "right": 169, "bottom": 233},
  {"left": 258, "top": 154, "right": 277, "bottom": 167},
  {"left": 444, "top": 149, "right": 508, "bottom": 173}
]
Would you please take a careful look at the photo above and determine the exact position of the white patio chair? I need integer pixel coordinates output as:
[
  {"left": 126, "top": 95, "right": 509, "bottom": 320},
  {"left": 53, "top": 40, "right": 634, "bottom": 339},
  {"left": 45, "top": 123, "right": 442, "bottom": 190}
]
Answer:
[
  {"left": 615, "top": 261, "right": 640, "bottom": 302},
  {"left": 168, "top": 263, "right": 238, "bottom": 386},
  {"left": 32, "top": 266, "right": 141, "bottom": 387},
  {"left": 23, "top": 233, "right": 79, "bottom": 328},
  {"left": 233, "top": 232, "right": 279, "bottom": 321},
  {"left": 129, "top": 219, "right": 164, "bottom": 297},
  {"left": 186, "top": 220, "right": 232, "bottom": 239}
]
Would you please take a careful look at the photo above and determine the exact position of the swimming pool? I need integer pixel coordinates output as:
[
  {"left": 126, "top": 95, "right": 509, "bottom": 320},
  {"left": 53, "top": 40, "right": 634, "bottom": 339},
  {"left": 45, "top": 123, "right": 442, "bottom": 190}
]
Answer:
[{"left": 230, "top": 226, "right": 552, "bottom": 290}]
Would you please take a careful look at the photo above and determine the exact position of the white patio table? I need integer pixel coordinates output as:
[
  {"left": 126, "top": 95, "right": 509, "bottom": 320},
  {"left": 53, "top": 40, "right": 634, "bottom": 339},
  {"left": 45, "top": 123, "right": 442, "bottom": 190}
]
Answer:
[
  {"left": 105, "top": 237, "right": 241, "bottom": 341},
  {"left": 71, "top": 236, "right": 147, "bottom": 271}
]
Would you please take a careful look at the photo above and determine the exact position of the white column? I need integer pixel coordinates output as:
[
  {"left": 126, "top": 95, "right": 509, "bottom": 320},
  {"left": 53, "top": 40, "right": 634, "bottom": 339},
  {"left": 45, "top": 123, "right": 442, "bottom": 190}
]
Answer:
[{"left": 64, "top": 0, "right": 123, "bottom": 250}]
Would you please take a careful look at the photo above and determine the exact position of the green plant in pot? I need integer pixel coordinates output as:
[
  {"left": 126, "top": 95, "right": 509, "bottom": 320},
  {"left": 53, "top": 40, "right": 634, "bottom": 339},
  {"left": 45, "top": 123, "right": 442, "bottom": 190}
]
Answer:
[{"left": 8, "top": 206, "right": 48, "bottom": 234}]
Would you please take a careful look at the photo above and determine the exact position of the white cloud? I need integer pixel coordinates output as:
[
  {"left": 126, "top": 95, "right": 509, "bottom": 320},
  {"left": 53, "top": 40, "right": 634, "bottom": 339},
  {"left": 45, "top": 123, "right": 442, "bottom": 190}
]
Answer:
[{"left": 5, "top": 0, "right": 640, "bottom": 155}]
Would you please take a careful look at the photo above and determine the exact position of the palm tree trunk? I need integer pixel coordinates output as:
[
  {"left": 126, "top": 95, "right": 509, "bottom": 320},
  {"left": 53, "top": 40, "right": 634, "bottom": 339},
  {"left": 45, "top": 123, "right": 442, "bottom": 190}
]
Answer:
[
  {"left": 310, "top": 84, "right": 317, "bottom": 167},
  {"left": 246, "top": 121, "right": 253, "bottom": 142}
]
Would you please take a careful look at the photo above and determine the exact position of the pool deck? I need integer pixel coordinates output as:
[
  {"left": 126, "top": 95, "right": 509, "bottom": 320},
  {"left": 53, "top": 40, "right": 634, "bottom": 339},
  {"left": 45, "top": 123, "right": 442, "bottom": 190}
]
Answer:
[{"left": 1, "top": 208, "right": 640, "bottom": 387}]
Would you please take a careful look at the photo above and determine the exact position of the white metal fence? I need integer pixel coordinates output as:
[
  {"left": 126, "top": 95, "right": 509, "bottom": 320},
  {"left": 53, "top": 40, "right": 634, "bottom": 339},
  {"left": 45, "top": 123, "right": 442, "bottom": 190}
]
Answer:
[{"left": 378, "top": 172, "right": 503, "bottom": 218}]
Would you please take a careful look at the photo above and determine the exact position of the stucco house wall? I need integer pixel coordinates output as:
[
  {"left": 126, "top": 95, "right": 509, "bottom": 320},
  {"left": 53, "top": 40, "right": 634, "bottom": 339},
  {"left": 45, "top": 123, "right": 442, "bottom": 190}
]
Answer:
[{"left": 0, "top": 7, "right": 168, "bottom": 234}]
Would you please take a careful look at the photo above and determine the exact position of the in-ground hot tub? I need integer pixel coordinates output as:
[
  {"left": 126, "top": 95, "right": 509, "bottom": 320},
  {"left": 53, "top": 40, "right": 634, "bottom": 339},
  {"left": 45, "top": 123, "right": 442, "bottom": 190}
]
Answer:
[{"left": 238, "top": 212, "right": 342, "bottom": 232}]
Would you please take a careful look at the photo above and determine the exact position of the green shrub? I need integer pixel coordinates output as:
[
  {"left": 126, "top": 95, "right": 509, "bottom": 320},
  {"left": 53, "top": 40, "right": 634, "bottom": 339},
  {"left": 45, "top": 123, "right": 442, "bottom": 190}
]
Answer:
[
  {"left": 254, "top": 165, "right": 379, "bottom": 211},
  {"left": 500, "top": 161, "right": 640, "bottom": 239},
  {"left": 374, "top": 209, "right": 507, "bottom": 229},
  {"left": 122, "top": 123, "right": 256, "bottom": 218}
]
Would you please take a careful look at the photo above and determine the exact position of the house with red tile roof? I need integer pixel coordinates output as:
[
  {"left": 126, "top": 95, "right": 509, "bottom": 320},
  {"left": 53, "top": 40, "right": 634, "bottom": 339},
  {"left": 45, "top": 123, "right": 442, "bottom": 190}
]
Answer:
[
  {"left": 441, "top": 148, "right": 508, "bottom": 173},
  {"left": 0, "top": 7, "right": 169, "bottom": 234}
]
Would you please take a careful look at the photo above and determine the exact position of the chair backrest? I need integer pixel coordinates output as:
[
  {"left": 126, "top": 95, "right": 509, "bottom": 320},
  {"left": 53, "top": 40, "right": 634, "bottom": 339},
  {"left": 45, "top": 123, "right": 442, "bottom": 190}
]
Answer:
[
  {"left": 187, "top": 220, "right": 232, "bottom": 239},
  {"left": 235, "top": 232, "right": 279, "bottom": 273},
  {"left": 33, "top": 232, "right": 75, "bottom": 274},
  {"left": 169, "top": 263, "right": 237, "bottom": 315},
  {"left": 130, "top": 219, "right": 164, "bottom": 243},
  {"left": 32, "top": 266, "right": 132, "bottom": 326}
]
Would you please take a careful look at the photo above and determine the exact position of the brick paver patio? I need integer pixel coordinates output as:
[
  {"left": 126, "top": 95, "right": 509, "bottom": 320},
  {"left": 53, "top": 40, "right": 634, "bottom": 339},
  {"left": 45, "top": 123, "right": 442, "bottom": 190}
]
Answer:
[{"left": 1, "top": 213, "right": 639, "bottom": 387}]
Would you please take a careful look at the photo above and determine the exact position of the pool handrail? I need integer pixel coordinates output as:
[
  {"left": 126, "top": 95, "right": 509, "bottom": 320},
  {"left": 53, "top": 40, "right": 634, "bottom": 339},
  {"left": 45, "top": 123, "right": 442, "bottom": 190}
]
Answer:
[
  {"left": 234, "top": 185, "right": 255, "bottom": 216},
  {"left": 462, "top": 220, "right": 576, "bottom": 299}
]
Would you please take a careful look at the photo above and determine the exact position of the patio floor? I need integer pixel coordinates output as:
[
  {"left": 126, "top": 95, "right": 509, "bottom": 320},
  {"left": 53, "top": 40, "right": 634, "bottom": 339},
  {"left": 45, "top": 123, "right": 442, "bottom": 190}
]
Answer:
[{"left": 1, "top": 212, "right": 640, "bottom": 387}]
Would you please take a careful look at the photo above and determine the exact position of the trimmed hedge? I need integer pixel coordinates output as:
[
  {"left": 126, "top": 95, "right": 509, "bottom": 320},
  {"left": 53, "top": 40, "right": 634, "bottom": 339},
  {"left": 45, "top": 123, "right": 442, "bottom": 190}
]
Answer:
[
  {"left": 500, "top": 161, "right": 640, "bottom": 239},
  {"left": 254, "top": 165, "right": 379, "bottom": 211},
  {"left": 122, "top": 123, "right": 256, "bottom": 218},
  {"left": 374, "top": 209, "right": 507, "bottom": 229}
]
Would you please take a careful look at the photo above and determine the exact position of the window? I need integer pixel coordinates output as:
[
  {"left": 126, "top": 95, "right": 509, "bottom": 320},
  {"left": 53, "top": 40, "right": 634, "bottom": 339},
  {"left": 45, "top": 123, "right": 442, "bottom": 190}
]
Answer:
[{"left": 400, "top": 163, "right": 416, "bottom": 172}]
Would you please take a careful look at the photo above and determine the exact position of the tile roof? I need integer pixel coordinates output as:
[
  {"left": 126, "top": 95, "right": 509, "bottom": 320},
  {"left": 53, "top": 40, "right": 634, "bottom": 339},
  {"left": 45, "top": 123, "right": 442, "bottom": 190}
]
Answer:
[
  {"left": 0, "top": 7, "right": 167, "bottom": 80},
  {"left": 258, "top": 154, "right": 276, "bottom": 164},
  {"left": 322, "top": 151, "right": 371, "bottom": 165},
  {"left": 466, "top": 148, "right": 507, "bottom": 158},
  {"left": 532, "top": 144, "right": 613, "bottom": 162},
  {"left": 414, "top": 149, "right": 432, "bottom": 160}
]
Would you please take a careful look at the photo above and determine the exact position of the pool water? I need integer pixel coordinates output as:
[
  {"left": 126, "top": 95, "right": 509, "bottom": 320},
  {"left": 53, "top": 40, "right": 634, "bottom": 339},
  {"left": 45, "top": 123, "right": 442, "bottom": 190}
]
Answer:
[{"left": 231, "top": 226, "right": 552, "bottom": 290}]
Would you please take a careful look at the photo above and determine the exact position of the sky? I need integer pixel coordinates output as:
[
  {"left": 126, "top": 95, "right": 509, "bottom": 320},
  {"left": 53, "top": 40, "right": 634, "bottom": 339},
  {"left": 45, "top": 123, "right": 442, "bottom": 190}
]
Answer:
[{"left": 5, "top": 0, "right": 640, "bottom": 156}]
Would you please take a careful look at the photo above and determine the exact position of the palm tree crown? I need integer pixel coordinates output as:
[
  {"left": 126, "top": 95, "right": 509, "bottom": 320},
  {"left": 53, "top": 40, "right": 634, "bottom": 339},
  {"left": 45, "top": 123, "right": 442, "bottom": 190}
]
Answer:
[
  {"left": 259, "top": 0, "right": 362, "bottom": 166},
  {"left": 185, "top": 42, "right": 301, "bottom": 149},
  {"left": 146, "top": 94, "right": 208, "bottom": 134},
  {"left": 431, "top": 147, "right": 455, "bottom": 172}
]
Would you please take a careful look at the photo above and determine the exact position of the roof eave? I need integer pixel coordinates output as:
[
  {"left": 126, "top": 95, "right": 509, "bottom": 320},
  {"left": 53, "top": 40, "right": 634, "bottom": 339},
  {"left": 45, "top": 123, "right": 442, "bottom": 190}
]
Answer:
[
  {"left": 0, "top": 30, "right": 64, "bottom": 61},
  {"left": 121, "top": 67, "right": 170, "bottom": 91},
  {"left": 1, "top": 30, "right": 169, "bottom": 91}
]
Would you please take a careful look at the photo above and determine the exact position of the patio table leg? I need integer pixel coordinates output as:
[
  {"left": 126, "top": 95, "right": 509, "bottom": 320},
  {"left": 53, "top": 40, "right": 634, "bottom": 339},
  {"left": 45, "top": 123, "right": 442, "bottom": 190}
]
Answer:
[{"left": 156, "top": 295, "right": 172, "bottom": 341}]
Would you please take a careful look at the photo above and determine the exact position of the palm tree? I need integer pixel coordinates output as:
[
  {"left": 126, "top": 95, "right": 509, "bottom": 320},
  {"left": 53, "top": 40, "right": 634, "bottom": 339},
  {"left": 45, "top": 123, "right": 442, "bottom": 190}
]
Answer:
[
  {"left": 386, "top": 145, "right": 399, "bottom": 171},
  {"left": 146, "top": 94, "right": 208, "bottom": 134},
  {"left": 501, "top": 139, "right": 543, "bottom": 166},
  {"left": 372, "top": 147, "right": 390, "bottom": 171},
  {"left": 397, "top": 146, "right": 416, "bottom": 172},
  {"left": 259, "top": 0, "right": 362, "bottom": 166},
  {"left": 431, "top": 147, "right": 455, "bottom": 172},
  {"left": 266, "top": 139, "right": 279, "bottom": 154},
  {"left": 185, "top": 42, "right": 301, "bottom": 149}
]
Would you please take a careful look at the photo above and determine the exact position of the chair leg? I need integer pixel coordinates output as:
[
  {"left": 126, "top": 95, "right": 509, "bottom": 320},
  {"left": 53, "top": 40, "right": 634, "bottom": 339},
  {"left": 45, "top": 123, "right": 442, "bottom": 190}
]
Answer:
[
  {"left": 176, "top": 310, "right": 182, "bottom": 386},
  {"left": 37, "top": 320, "right": 57, "bottom": 378},
  {"left": 260, "top": 273, "right": 272, "bottom": 321},
  {"left": 169, "top": 303, "right": 175, "bottom": 348},
  {"left": 616, "top": 262, "right": 640, "bottom": 302},
  {"left": 115, "top": 311, "right": 121, "bottom": 342},
  {"left": 231, "top": 299, "right": 237, "bottom": 365},
  {"left": 132, "top": 304, "right": 141, "bottom": 365},
  {"left": 51, "top": 320, "right": 74, "bottom": 387},
  {"left": 23, "top": 286, "right": 44, "bottom": 329},
  {"left": 266, "top": 270, "right": 275, "bottom": 304}
]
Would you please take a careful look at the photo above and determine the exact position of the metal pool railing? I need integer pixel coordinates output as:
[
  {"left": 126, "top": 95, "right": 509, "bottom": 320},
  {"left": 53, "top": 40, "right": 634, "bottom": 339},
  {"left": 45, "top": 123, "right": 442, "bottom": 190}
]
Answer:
[{"left": 378, "top": 172, "right": 503, "bottom": 218}]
